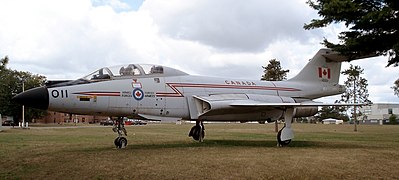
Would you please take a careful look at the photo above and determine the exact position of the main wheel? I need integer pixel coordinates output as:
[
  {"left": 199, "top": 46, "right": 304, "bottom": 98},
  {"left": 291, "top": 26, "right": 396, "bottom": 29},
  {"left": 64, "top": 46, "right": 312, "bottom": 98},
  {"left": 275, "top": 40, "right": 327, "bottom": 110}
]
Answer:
[
  {"left": 192, "top": 127, "right": 200, "bottom": 140},
  {"left": 189, "top": 126, "right": 196, "bottom": 137},
  {"left": 189, "top": 126, "right": 205, "bottom": 141},
  {"left": 277, "top": 129, "right": 291, "bottom": 146}
]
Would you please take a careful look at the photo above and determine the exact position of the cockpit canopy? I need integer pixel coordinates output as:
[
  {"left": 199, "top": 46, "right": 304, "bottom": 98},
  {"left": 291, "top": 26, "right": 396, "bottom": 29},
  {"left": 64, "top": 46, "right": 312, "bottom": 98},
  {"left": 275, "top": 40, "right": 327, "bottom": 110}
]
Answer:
[
  {"left": 82, "top": 64, "right": 188, "bottom": 81},
  {"left": 45, "top": 64, "right": 188, "bottom": 88}
]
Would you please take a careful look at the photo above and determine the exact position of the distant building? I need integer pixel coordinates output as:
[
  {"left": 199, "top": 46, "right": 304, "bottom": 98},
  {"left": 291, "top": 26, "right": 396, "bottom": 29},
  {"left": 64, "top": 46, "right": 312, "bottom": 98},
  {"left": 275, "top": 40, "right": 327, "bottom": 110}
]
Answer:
[
  {"left": 34, "top": 111, "right": 108, "bottom": 124},
  {"left": 359, "top": 103, "right": 399, "bottom": 124},
  {"left": 322, "top": 118, "right": 343, "bottom": 124}
]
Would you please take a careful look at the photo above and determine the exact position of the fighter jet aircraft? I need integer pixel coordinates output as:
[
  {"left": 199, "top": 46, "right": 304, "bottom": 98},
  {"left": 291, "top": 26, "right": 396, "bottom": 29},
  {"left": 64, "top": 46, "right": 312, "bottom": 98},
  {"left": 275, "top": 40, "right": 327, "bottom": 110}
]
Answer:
[{"left": 13, "top": 49, "right": 373, "bottom": 148}]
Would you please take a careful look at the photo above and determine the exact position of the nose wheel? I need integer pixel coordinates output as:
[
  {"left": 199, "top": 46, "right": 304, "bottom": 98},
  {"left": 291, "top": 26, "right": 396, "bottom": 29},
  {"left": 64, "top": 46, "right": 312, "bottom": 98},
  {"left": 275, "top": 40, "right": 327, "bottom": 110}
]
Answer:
[
  {"left": 112, "top": 117, "right": 128, "bottom": 149},
  {"left": 114, "top": 137, "right": 128, "bottom": 149}
]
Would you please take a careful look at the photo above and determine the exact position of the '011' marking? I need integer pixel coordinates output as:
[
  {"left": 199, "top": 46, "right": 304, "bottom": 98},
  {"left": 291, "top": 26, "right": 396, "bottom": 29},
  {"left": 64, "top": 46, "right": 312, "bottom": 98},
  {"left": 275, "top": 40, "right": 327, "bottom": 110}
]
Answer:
[{"left": 51, "top": 89, "right": 68, "bottom": 98}]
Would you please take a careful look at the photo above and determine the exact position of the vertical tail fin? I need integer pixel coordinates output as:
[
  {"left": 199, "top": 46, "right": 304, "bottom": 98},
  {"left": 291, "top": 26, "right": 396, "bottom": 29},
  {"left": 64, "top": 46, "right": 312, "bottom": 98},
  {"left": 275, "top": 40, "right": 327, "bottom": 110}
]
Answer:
[{"left": 288, "top": 49, "right": 342, "bottom": 85}]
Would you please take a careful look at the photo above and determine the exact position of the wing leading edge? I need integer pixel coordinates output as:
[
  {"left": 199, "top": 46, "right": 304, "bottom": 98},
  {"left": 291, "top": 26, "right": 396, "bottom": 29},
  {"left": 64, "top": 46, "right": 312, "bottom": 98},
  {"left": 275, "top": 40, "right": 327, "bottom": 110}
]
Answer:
[{"left": 229, "top": 101, "right": 370, "bottom": 108}]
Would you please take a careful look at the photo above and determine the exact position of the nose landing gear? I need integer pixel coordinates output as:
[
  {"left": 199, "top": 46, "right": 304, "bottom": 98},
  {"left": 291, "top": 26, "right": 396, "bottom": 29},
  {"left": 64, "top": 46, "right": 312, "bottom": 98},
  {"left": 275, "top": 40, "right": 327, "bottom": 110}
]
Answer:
[{"left": 113, "top": 117, "right": 128, "bottom": 148}]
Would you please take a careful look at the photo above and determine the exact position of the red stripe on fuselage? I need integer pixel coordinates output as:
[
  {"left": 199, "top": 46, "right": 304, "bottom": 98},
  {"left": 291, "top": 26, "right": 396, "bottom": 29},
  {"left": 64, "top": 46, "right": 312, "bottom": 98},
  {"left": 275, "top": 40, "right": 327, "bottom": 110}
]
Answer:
[
  {"left": 73, "top": 92, "right": 121, "bottom": 96},
  {"left": 156, "top": 83, "right": 300, "bottom": 97}
]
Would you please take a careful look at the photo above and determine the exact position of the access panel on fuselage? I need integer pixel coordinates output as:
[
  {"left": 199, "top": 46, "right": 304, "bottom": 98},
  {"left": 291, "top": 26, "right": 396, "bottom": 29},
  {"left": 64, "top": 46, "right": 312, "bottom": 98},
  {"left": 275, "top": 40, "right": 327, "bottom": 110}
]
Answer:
[
  {"left": 161, "top": 76, "right": 190, "bottom": 118},
  {"left": 135, "top": 77, "right": 166, "bottom": 116},
  {"left": 104, "top": 79, "right": 137, "bottom": 116}
]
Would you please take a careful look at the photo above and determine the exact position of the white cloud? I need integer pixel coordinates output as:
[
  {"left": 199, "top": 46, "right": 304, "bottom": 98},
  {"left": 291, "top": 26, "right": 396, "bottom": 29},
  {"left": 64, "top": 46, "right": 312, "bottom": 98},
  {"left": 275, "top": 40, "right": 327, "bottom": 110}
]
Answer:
[{"left": 142, "top": 0, "right": 320, "bottom": 52}]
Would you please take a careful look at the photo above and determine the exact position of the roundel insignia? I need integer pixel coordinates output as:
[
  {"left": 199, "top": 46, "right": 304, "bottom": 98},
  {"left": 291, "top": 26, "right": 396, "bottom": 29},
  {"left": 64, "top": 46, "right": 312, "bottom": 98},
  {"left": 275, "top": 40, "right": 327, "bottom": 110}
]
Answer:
[{"left": 133, "top": 88, "right": 144, "bottom": 101}]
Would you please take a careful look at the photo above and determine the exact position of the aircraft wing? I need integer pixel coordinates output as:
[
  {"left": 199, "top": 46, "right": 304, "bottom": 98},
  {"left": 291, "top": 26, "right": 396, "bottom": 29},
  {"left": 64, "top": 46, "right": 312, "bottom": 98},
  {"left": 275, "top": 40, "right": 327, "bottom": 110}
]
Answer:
[
  {"left": 229, "top": 101, "right": 368, "bottom": 107},
  {"left": 190, "top": 94, "right": 369, "bottom": 118}
]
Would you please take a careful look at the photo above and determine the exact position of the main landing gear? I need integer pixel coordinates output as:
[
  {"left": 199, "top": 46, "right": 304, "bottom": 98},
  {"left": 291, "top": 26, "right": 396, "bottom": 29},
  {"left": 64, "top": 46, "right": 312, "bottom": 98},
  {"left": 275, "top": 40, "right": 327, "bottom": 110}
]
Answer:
[
  {"left": 187, "top": 109, "right": 294, "bottom": 146},
  {"left": 277, "top": 108, "right": 295, "bottom": 147},
  {"left": 112, "top": 117, "right": 128, "bottom": 148},
  {"left": 189, "top": 120, "right": 205, "bottom": 142}
]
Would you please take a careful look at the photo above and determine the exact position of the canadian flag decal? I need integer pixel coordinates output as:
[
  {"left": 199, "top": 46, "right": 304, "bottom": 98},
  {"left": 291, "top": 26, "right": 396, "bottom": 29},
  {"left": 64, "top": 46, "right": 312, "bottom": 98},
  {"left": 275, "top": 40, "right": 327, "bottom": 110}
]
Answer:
[{"left": 318, "top": 67, "right": 331, "bottom": 79}]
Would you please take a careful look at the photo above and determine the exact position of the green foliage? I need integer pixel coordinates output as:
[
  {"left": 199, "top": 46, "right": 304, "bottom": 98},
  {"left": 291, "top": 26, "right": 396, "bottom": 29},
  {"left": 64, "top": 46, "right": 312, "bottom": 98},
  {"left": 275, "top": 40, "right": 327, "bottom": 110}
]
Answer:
[
  {"left": 389, "top": 114, "right": 397, "bottom": 124},
  {"left": 305, "top": 0, "right": 399, "bottom": 67},
  {"left": 337, "top": 64, "right": 371, "bottom": 120},
  {"left": 261, "top": 59, "right": 289, "bottom": 81},
  {"left": 0, "top": 56, "right": 9, "bottom": 70},
  {"left": 0, "top": 56, "right": 47, "bottom": 122},
  {"left": 392, "top": 79, "right": 399, "bottom": 97}
]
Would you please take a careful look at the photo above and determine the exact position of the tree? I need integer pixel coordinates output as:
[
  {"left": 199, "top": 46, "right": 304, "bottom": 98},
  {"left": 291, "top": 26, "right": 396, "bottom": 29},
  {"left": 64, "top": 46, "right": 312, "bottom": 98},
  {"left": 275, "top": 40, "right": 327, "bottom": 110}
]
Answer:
[
  {"left": 304, "top": 0, "right": 399, "bottom": 67},
  {"left": 337, "top": 64, "right": 371, "bottom": 131},
  {"left": 305, "top": 0, "right": 399, "bottom": 103},
  {"left": 0, "top": 56, "right": 8, "bottom": 70},
  {"left": 0, "top": 56, "right": 47, "bottom": 123},
  {"left": 393, "top": 79, "right": 399, "bottom": 97},
  {"left": 261, "top": 59, "right": 289, "bottom": 81},
  {"left": 389, "top": 114, "right": 397, "bottom": 124}
]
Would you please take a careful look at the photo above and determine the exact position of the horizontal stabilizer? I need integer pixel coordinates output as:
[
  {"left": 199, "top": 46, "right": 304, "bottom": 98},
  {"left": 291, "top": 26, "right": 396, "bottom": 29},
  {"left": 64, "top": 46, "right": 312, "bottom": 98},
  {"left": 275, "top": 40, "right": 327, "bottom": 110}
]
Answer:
[{"left": 322, "top": 51, "right": 377, "bottom": 62}]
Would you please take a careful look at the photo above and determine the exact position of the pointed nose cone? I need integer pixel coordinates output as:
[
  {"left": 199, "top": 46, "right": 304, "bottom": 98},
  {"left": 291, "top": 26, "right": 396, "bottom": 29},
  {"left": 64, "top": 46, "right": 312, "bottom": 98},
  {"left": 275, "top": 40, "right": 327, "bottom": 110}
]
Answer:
[{"left": 12, "top": 86, "right": 49, "bottom": 110}]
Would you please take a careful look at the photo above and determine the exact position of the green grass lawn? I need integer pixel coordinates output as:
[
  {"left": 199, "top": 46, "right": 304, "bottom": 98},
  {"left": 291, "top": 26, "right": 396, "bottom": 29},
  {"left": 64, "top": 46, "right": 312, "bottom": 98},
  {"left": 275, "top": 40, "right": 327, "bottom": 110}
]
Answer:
[{"left": 1, "top": 123, "right": 399, "bottom": 179}]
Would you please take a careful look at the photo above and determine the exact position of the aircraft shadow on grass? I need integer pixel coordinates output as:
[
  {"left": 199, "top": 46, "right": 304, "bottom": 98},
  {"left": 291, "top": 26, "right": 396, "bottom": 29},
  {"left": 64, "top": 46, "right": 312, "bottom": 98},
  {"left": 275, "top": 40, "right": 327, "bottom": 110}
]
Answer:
[
  {"left": 113, "top": 140, "right": 369, "bottom": 150},
  {"left": 75, "top": 139, "right": 372, "bottom": 153}
]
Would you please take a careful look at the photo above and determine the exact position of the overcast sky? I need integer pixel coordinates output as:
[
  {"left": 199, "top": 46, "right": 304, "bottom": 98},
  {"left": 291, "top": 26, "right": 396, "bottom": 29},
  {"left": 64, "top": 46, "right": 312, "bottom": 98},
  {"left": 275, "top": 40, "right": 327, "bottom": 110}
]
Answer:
[{"left": 0, "top": 0, "right": 398, "bottom": 103}]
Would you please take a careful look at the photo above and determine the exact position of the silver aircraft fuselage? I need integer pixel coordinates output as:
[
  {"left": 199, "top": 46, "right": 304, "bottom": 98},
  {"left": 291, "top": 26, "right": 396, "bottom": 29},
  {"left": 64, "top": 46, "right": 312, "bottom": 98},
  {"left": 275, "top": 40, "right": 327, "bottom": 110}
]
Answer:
[{"left": 13, "top": 49, "right": 373, "bottom": 146}]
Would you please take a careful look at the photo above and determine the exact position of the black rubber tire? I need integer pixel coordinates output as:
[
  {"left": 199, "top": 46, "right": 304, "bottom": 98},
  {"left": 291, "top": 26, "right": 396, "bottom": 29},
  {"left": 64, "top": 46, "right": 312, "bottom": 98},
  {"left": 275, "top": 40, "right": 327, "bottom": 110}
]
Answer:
[
  {"left": 114, "top": 137, "right": 120, "bottom": 147},
  {"left": 192, "top": 127, "right": 200, "bottom": 140},
  {"left": 189, "top": 126, "right": 196, "bottom": 137},
  {"left": 194, "top": 126, "right": 205, "bottom": 141}
]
